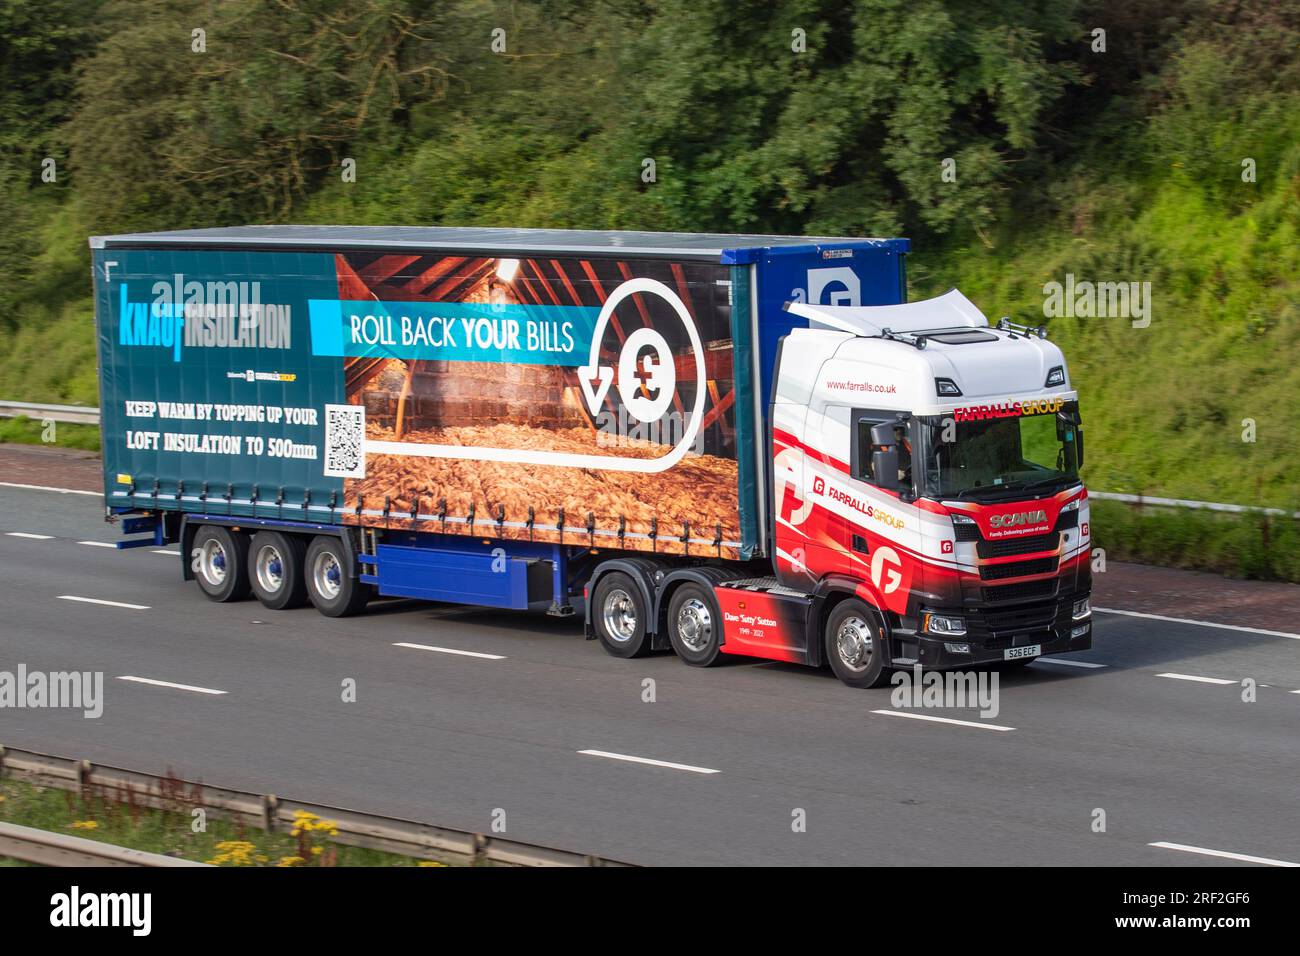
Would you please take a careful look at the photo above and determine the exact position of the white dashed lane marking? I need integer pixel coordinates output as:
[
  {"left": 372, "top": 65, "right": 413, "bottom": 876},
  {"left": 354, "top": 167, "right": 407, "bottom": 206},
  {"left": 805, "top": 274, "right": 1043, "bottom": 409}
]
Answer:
[
  {"left": 393, "top": 642, "right": 505, "bottom": 660},
  {"left": 870, "top": 709, "right": 1015, "bottom": 732},
  {"left": 1149, "top": 842, "right": 1299, "bottom": 867},
  {"left": 117, "top": 676, "right": 227, "bottom": 696},
  {"left": 1156, "top": 672, "right": 1236, "bottom": 686},
  {"left": 578, "top": 750, "right": 720, "bottom": 775},
  {"left": 1035, "top": 657, "right": 1107, "bottom": 669},
  {"left": 57, "top": 595, "right": 149, "bottom": 611}
]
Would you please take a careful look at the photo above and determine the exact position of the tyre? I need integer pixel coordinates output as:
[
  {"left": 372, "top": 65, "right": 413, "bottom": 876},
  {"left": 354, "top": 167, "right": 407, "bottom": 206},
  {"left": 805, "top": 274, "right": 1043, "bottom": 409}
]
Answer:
[
  {"left": 590, "top": 572, "right": 651, "bottom": 658},
  {"left": 304, "top": 535, "right": 370, "bottom": 617},
  {"left": 667, "top": 582, "right": 723, "bottom": 666},
  {"left": 248, "top": 531, "right": 308, "bottom": 610},
  {"left": 825, "top": 598, "right": 891, "bottom": 688},
  {"left": 191, "top": 525, "right": 251, "bottom": 602}
]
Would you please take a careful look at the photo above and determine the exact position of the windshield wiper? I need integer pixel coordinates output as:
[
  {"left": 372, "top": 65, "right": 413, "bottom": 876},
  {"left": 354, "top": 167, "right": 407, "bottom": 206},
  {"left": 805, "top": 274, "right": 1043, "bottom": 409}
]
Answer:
[
  {"left": 952, "top": 484, "right": 1017, "bottom": 501},
  {"left": 998, "top": 475, "right": 1075, "bottom": 495}
]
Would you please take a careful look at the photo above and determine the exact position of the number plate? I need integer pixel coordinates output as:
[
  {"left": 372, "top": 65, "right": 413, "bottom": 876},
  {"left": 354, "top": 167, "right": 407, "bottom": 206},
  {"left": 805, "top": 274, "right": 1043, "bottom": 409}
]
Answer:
[{"left": 1004, "top": 644, "right": 1041, "bottom": 661}]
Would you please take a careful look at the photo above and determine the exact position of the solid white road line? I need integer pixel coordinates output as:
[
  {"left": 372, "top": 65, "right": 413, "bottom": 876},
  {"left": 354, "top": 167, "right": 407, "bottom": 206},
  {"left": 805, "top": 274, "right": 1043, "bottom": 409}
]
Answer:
[
  {"left": 1095, "top": 606, "right": 1300, "bottom": 640},
  {"left": 578, "top": 750, "right": 720, "bottom": 775},
  {"left": 1149, "top": 841, "right": 1299, "bottom": 867},
  {"left": 152, "top": 549, "right": 180, "bottom": 556},
  {"left": 57, "top": 595, "right": 149, "bottom": 610},
  {"left": 1036, "top": 657, "right": 1107, "bottom": 669},
  {"left": 117, "top": 676, "right": 227, "bottom": 696},
  {"left": 870, "top": 709, "right": 1015, "bottom": 732},
  {"left": 392, "top": 642, "right": 505, "bottom": 660},
  {"left": 78, "top": 540, "right": 117, "bottom": 549},
  {"left": 0, "top": 481, "right": 99, "bottom": 497},
  {"left": 1156, "top": 672, "right": 1236, "bottom": 685},
  {"left": 5, "top": 532, "right": 53, "bottom": 540}
]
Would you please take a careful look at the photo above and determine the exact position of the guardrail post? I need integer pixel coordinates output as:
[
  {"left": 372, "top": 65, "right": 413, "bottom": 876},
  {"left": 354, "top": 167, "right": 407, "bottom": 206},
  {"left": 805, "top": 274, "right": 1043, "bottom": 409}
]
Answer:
[
  {"left": 74, "top": 759, "right": 92, "bottom": 791},
  {"left": 262, "top": 793, "right": 279, "bottom": 832},
  {"left": 471, "top": 832, "right": 488, "bottom": 866},
  {"left": 0, "top": 745, "right": 6, "bottom": 780}
]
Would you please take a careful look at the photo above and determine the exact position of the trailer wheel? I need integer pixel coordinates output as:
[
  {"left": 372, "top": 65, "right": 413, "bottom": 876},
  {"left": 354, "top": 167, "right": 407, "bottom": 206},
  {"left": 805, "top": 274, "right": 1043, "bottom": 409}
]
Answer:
[
  {"left": 248, "top": 531, "right": 308, "bottom": 610},
  {"left": 305, "top": 535, "right": 370, "bottom": 617},
  {"left": 825, "top": 599, "right": 890, "bottom": 688},
  {"left": 191, "top": 525, "right": 251, "bottom": 603},
  {"left": 667, "top": 583, "right": 724, "bottom": 666},
  {"left": 591, "top": 572, "right": 651, "bottom": 658}
]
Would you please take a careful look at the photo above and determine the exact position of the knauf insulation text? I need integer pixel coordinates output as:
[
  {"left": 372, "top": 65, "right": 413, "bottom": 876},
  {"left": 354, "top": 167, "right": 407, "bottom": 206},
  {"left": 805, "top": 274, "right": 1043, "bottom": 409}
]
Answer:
[{"left": 117, "top": 277, "right": 292, "bottom": 362}]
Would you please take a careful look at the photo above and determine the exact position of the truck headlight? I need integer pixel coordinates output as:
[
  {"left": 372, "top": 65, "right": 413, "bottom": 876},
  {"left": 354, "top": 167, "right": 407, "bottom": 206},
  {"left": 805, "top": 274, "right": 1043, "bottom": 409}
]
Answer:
[
  {"left": 923, "top": 612, "right": 966, "bottom": 637},
  {"left": 1045, "top": 366, "right": 1065, "bottom": 387},
  {"left": 1072, "top": 597, "right": 1091, "bottom": 620}
]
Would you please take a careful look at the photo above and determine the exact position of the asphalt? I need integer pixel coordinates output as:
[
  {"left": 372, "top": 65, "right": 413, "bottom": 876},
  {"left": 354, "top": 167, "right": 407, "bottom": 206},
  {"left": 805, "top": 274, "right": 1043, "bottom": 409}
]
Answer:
[{"left": 2, "top": 483, "right": 1299, "bottom": 866}]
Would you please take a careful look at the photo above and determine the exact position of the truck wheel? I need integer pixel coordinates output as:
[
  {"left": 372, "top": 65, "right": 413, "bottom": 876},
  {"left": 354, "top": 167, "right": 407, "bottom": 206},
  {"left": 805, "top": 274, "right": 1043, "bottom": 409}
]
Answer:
[
  {"left": 305, "top": 535, "right": 370, "bottom": 617},
  {"left": 591, "top": 572, "right": 651, "bottom": 658},
  {"left": 825, "top": 599, "right": 890, "bottom": 688},
  {"left": 192, "top": 525, "right": 251, "bottom": 602},
  {"left": 667, "top": 583, "right": 723, "bottom": 666},
  {"left": 249, "top": 531, "right": 308, "bottom": 610}
]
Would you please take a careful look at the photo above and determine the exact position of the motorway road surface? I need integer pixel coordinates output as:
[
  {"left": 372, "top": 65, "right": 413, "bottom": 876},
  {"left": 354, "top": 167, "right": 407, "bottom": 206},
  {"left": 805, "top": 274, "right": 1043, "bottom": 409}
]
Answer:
[{"left": 2, "top": 482, "right": 1299, "bottom": 866}]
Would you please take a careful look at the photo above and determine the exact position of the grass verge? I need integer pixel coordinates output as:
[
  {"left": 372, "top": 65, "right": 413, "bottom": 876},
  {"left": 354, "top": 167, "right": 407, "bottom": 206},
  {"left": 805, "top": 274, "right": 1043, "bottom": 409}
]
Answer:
[
  {"left": 0, "top": 415, "right": 101, "bottom": 451},
  {"left": 1093, "top": 499, "right": 1300, "bottom": 584},
  {"left": 0, "top": 777, "right": 449, "bottom": 867}
]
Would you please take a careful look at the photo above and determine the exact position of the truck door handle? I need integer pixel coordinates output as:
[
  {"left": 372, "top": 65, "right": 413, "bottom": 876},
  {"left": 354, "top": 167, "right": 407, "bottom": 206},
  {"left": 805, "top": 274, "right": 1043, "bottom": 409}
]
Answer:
[{"left": 852, "top": 534, "right": 869, "bottom": 554}]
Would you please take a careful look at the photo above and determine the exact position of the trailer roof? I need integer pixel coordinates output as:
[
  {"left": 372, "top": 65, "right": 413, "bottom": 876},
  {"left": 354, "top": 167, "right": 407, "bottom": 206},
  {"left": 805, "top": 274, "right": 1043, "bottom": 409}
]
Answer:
[{"left": 88, "top": 225, "right": 909, "bottom": 262}]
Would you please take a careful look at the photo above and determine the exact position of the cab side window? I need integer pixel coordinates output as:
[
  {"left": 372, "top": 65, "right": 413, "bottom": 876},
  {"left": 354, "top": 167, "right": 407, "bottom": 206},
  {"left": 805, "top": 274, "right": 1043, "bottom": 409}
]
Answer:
[{"left": 851, "top": 412, "right": 912, "bottom": 491}]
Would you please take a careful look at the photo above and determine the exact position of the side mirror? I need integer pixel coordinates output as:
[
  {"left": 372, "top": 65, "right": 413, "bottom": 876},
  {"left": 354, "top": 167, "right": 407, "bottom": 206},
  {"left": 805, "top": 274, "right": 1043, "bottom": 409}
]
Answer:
[
  {"left": 869, "top": 422, "right": 896, "bottom": 447},
  {"left": 871, "top": 448, "right": 901, "bottom": 491}
]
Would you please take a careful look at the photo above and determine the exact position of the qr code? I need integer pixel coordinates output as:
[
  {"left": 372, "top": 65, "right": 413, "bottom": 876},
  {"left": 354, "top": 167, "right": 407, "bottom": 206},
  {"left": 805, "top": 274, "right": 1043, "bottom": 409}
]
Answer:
[{"left": 323, "top": 403, "right": 366, "bottom": 478}]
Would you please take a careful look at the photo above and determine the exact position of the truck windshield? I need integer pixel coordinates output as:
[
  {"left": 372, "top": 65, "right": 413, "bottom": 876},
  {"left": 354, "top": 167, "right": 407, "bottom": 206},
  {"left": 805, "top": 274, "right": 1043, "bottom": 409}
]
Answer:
[{"left": 917, "top": 401, "right": 1082, "bottom": 501}]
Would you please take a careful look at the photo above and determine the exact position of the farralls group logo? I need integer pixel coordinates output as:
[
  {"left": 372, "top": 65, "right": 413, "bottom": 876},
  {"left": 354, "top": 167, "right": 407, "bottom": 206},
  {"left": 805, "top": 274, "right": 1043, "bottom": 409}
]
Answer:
[{"left": 116, "top": 274, "right": 292, "bottom": 361}]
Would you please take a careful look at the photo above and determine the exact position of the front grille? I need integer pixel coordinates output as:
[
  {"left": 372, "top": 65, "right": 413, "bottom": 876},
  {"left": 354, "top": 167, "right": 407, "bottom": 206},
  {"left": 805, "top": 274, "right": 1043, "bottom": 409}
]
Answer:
[
  {"left": 979, "top": 556, "right": 1058, "bottom": 580},
  {"left": 964, "top": 597, "right": 1066, "bottom": 649},
  {"left": 977, "top": 531, "right": 1059, "bottom": 558},
  {"left": 982, "top": 578, "right": 1057, "bottom": 603},
  {"left": 954, "top": 522, "right": 981, "bottom": 542}
]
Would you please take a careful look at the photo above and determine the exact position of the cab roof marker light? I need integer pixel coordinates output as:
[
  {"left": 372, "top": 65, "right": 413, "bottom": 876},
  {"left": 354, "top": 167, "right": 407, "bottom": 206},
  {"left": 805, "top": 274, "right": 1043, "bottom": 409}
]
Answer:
[
  {"left": 935, "top": 377, "right": 962, "bottom": 397},
  {"left": 1045, "top": 366, "right": 1066, "bottom": 387}
]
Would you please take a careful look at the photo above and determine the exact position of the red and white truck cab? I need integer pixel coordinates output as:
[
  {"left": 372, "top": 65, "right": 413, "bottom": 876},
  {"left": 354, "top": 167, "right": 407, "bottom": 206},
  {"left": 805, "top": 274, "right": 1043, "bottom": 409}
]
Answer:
[{"left": 732, "top": 289, "right": 1092, "bottom": 686}]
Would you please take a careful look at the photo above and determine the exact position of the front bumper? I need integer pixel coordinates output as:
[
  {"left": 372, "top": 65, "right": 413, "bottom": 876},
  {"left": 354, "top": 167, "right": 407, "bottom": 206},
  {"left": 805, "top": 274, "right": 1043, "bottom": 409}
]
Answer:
[{"left": 900, "top": 591, "right": 1092, "bottom": 668}]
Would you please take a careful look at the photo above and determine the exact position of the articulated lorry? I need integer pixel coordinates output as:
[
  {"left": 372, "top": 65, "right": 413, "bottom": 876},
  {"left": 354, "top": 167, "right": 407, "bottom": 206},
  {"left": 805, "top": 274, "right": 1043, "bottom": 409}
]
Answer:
[{"left": 91, "top": 225, "right": 1092, "bottom": 687}]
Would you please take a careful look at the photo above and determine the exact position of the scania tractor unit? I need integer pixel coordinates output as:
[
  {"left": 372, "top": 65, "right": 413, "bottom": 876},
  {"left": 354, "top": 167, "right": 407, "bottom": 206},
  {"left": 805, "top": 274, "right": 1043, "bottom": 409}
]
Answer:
[{"left": 91, "top": 225, "right": 1092, "bottom": 688}]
